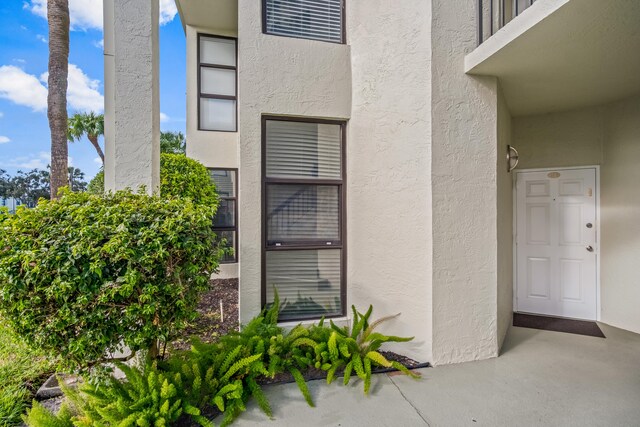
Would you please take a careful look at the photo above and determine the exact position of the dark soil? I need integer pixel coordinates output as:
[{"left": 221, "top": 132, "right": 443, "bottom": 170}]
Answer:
[
  {"left": 259, "top": 351, "right": 423, "bottom": 386},
  {"left": 169, "top": 278, "right": 239, "bottom": 352}
]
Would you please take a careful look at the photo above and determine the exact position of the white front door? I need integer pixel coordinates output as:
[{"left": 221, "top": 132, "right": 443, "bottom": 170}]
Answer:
[{"left": 515, "top": 168, "right": 598, "bottom": 320}]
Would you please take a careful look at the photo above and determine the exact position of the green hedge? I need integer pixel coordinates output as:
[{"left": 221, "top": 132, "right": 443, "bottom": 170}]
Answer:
[
  {"left": 0, "top": 190, "right": 223, "bottom": 370},
  {"left": 88, "top": 154, "right": 218, "bottom": 208}
]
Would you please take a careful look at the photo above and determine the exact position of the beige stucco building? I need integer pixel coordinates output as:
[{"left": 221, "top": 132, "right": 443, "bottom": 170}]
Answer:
[{"left": 104, "top": 0, "right": 640, "bottom": 365}]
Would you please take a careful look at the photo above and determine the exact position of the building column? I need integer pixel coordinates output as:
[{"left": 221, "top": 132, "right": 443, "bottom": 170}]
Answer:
[
  {"left": 103, "top": 0, "right": 160, "bottom": 193},
  {"left": 430, "top": 0, "right": 501, "bottom": 365}
]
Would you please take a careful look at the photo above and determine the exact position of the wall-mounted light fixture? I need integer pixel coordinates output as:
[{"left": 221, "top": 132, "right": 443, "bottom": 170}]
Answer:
[{"left": 507, "top": 145, "right": 519, "bottom": 173}]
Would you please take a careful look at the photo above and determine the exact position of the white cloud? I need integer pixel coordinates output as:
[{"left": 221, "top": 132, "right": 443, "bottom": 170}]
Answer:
[
  {"left": 160, "top": 112, "right": 169, "bottom": 123},
  {"left": 93, "top": 157, "right": 102, "bottom": 165},
  {"left": 36, "top": 34, "right": 47, "bottom": 43},
  {"left": 159, "top": 0, "right": 178, "bottom": 26},
  {"left": 13, "top": 58, "right": 26, "bottom": 64},
  {"left": 0, "top": 136, "right": 10, "bottom": 144},
  {"left": 10, "top": 151, "right": 51, "bottom": 170},
  {"left": 5, "top": 152, "right": 73, "bottom": 170},
  {"left": 53, "top": 64, "right": 104, "bottom": 112},
  {"left": 28, "top": 0, "right": 177, "bottom": 31},
  {"left": 0, "top": 65, "right": 48, "bottom": 111},
  {"left": 94, "top": 39, "right": 104, "bottom": 49},
  {"left": 0, "top": 112, "right": 4, "bottom": 118},
  {"left": 0, "top": 64, "right": 103, "bottom": 113}
]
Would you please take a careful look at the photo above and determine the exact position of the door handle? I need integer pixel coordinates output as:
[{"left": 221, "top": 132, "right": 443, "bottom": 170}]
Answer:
[{"left": 586, "top": 245, "right": 594, "bottom": 252}]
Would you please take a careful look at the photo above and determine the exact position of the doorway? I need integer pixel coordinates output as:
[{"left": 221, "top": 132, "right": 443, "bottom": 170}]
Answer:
[{"left": 514, "top": 167, "right": 598, "bottom": 320}]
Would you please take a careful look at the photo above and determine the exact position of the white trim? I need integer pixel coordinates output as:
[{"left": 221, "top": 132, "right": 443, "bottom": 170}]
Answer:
[{"left": 512, "top": 165, "right": 601, "bottom": 321}]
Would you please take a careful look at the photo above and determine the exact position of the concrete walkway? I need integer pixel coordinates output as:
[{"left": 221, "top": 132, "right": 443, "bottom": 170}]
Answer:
[{"left": 215, "top": 323, "right": 640, "bottom": 426}]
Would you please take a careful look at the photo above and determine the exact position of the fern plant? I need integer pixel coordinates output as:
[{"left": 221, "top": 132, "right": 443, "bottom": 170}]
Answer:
[
  {"left": 22, "top": 401, "right": 75, "bottom": 427},
  {"left": 309, "top": 306, "right": 420, "bottom": 394}
]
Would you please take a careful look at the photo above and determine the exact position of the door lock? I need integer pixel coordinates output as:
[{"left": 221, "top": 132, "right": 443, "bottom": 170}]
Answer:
[
  {"left": 586, "top": 223, "right": 593, "bottom": 228},
  {"left": 586, "top": 245, "right": 594, "bottom": 252}
]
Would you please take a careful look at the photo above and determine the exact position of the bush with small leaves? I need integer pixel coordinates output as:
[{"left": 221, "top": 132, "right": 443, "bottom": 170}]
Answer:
[
  {"left": 0, "top": 189, "right": 223, "bottom": 371},
  {"left": 88, "top": 154, "right": 218, "bottom": 209}
]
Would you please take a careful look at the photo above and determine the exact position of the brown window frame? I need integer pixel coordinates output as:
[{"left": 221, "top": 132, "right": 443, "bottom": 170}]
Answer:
[
  {"left": 197, "top": 33, "right": 238, "bottom": 132},
  {"left": 261, "top": 0, "right": 346, "bottom": 45},
  {"left": 261, "top": 115, "right": 347, "bottom": 321},
  {"left": 210, "top": 168, "right": 239, "bottom": 263}
]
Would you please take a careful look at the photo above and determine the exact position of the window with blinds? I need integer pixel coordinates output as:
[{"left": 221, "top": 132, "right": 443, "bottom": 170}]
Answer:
[
  {"left": 263, "top": 117, "right": 345, "bottom": 321},
  {"left": 263, "top": 0, "right": 345, "bottom": 44},
  {"left": 198, "top": 34, "right": 237, "bottom": 131},
  {"left": 209, "top": 169, "right": 238, "bottom": 263}
]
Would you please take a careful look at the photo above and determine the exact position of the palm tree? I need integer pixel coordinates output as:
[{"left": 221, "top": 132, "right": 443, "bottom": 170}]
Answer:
[
  {"left": 47, "top": 0, "right": 70, "bottom": 199},
  {"left": 68, "top": 112, "right": 105, "bottom": 163}
]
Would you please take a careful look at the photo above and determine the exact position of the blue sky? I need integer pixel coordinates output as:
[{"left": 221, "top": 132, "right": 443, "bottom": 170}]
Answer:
[{"left": 0, "top": 0, "right": 186, "bottom": 180}]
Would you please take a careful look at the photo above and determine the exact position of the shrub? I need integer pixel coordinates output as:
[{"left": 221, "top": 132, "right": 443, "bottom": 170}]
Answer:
[
  {"left": 308, "top": 306, "right": 419, "bottom": 394},
  {"left": 87, "top": 154, "right": 218, "bottom": 208},
  {"left": 0, "top": 190, "right": 223, "bottom": 371},
  {"left": 85, "top": 169, "right": 103, "bottom": 195},
  {"left": 22, "top": 300, "right": 420, "bottom": 427}
]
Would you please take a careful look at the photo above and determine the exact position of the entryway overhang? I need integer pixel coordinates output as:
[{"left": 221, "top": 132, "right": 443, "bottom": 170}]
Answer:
[
  {"left": 465, "top": 0, "right": 640, "bottom": 116},
  {"left": 175, "top": 0, "right": 238, "bottom": 33}
]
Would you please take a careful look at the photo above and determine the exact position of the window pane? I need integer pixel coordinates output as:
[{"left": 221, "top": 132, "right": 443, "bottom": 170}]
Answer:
[
  {"left": 201, "top": 67, "right": 236, "bottom": 96},
  {"left": 265, "top": 0, "right": 343, "bottom": 43},
  {"left": 213, "top": 199, "right": 236, "bottom": 228},
  {"left": 267, "top": 184, "right": 339, "bottom": 242},
  {"left": 200, "top": 36, "right": 236, "bottom": 66},
  {"left": 266, "top": 120, "right": 341, "bottom": 179},
  {"left": 266, "top": 249, "right": 341, "bottom": 320},
  {"left": 201, "top": 98, "right": 236, "bottom": 131},
  {"left": 216, "top": 230, "right": 236, "bottom": 263},
  {"left": 209, "top": 169, "right": 237, "bottom": 197}
]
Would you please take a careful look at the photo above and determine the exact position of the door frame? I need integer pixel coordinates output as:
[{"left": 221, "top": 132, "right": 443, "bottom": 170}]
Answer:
[{"left": 512, "top": 165, "right": 601, "bottom": 321}]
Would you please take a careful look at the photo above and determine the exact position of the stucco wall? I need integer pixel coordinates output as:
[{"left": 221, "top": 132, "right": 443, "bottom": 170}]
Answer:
[
  {"left": 237, "top": 0, "right": 352, "bottom": 324},
  {"left": 600, "top": 95, "right": 640, "bottom": 334},
  {"left": 431, "top": 0, "right": 501, "bottom": 365},
  {"left": 496, "top": 87, "right": 513, "bottom": 349},
  {"left": 347, "top": 0, "right": 433, "bottom": 362},
  {"left": 513, "top": 94, "right": 640, "bottom": 335},
  {"left": 184, "top": 25, "right": 240, "bottom": 279},
  {"left": 185, "top": 25, "right": 239, "bottom": 170},
  {"left": 513, "top": 105, "right": 604, "bottom": 169}
]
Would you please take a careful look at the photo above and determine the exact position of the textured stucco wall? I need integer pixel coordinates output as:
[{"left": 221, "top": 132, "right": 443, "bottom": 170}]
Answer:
[
  {"left": 513, "top": 105, "right": 604, "bottom": 169},
  {"left": 496, "top": 86, "right": 513, "bottom": 349},
  {"left": 103, "top": 0, "right": 160, "bottom": 193},
  {"left": 347, "top": 0, "right": 433, "bottom": 361},
  {"left": 185, "top": 25, "right": 239, "bottom": 170},
  {"left": 513, "top": 94, "right": 640, "bottom": 335},
  {"left": 184, "top": 24, "right": 239, "bottom": 280},
  {"left": 237, "top": 0, "right": 352, "bottom": 324},
  {"left": 600, "top": 95, "right": 640, "bottom": 334},
  {"left": 431, "top": 0, "right": 500, "bottom": 365}
]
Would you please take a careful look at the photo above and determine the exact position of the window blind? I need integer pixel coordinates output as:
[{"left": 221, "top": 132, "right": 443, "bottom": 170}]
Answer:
[
  {"left": 266, "top": 184, "right": 340, "bottom": 242},
  {"left": 266, "top": 120, "right": 342, "bottom": 179},
  {"left": 264, "top": 0, "right": 343, "bottom": 43},
  {"left": 266, "top": 249, "right": 342, "bottom": 318}
]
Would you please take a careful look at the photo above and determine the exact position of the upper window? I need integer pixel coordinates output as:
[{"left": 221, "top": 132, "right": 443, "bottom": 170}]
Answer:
[
  {"left": 263, "top": 0, "right": 345, "bottom": 44},
  {"left": 198, "top": 35, "right": 237, "bottom": 132}
]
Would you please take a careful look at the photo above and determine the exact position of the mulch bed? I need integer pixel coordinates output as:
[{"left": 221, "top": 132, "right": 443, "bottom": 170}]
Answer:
[{"left": 169, "top": 278, "right": 239, "bottom": 352}]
